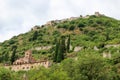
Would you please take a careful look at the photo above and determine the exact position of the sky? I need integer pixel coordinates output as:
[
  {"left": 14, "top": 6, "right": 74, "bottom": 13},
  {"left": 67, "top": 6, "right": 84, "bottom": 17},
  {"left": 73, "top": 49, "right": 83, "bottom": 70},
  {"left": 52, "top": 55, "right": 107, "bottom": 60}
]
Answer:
[{"left": 0, "top": 0, "right": 120, "bottom": 42}]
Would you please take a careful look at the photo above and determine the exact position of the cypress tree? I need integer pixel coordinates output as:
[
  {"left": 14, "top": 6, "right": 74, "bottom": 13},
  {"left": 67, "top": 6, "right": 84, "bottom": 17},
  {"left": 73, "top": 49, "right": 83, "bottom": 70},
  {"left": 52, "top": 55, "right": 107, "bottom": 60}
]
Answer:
[
  {"left": 61, "top": 36, "right": 66, "bottom": 58},
  {"left": 67, "top": 35, "right": 70, "bottom": 53},
  {"left": 56, "top": 39, "right": 63, "bottom": 62},
  {"left": 57, "top": 36, "right": 66, "bottom": 62},
  {"left": 53, "top": 36, "right": 67, "bottom": 62},
  {"left": 10, "top": 45, "right": 17, "bottom": 64},
  {"left": 32, "top": 31, "right": 38, "bottom": 41},
  {"left": 53, "top": 38, "right": 59, "bottom": 62}
]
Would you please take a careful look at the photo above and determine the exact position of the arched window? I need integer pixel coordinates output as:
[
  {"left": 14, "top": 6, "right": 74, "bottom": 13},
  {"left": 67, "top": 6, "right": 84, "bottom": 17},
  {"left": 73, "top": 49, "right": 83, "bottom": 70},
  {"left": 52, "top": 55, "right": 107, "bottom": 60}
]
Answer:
[
  {"left": 31, "top": 66, "right": 33, "bottom": 68},
  {"left": 23, "top": 67, "right": 25, "bottom": 69},
  {"left": 27, "top": 67, "right": 29, "bottom": 69}
]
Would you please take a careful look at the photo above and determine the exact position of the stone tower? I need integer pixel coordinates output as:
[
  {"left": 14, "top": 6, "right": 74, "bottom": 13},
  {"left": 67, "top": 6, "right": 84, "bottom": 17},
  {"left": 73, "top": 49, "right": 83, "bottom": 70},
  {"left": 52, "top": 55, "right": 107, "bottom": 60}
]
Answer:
[
  {"left": 24, "top": 50, "right": 32, "bottom": 63},
  {"left": 95, "top": 12, "right": 100, "bottom": 16}
]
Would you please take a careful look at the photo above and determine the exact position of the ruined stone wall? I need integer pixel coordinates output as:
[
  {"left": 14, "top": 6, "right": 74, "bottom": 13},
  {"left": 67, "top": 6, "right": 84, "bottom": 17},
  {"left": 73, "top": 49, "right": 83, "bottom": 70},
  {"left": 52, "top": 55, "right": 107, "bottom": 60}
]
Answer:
[
  {"left": 5, "top": 61, "right": 51, "bottom": 71},
  {"left": 34, "top": 46, "right": 52, "bottom": 51}
]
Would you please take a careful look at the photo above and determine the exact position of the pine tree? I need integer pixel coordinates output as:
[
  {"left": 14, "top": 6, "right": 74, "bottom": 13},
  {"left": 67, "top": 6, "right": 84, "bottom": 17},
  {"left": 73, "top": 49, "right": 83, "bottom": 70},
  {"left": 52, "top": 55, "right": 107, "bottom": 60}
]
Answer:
[{"left": 67, "top": 35, "right": 70, "bottom": 53}]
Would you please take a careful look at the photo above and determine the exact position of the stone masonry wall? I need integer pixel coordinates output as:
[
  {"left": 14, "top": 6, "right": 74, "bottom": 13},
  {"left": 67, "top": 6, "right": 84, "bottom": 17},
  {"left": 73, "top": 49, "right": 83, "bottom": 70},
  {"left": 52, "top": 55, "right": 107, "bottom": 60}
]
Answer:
[{"left": 5, "top": 61, "right": 51, "bottom": 71}]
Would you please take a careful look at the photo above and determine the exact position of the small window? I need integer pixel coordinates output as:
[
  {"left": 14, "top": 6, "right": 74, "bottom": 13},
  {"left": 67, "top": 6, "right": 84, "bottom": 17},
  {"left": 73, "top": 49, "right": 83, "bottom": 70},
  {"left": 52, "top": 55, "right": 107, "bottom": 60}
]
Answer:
[
  {"left": 27, "top": 67, "right": 29, "bottom": 69},
  {"left": 26, "top": 53, "right": 28, "bottom": 55},
  {"left": 31, "top": 66, "right": 33, "bottom": 68}
]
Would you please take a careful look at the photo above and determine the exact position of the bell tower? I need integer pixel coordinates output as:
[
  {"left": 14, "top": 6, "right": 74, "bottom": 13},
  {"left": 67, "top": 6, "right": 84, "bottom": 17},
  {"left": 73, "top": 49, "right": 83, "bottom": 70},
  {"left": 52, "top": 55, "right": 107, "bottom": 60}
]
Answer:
[{"left": 24, "top": 50, "right": 32, "bottom": 63}]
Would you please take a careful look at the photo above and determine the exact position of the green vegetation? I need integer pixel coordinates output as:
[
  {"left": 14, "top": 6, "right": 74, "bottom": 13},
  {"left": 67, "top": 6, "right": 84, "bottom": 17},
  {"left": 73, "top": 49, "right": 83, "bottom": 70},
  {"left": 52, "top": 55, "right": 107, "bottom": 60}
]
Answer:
[
  {"left": 1, "top": 14, "right": 120, "bottom": 79},
  {"left": 0, "top": 67, "right": 21, "bottom": 80},
  {"left": 53, "top": 36, "right": 67, "bottom": 62},
  {"left": 0, "top": 53, "right": 120, "bottom": 80}
]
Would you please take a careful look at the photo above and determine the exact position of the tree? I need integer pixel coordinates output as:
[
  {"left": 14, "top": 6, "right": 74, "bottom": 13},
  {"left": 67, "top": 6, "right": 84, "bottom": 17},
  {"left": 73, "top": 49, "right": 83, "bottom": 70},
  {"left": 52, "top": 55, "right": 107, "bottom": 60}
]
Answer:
[
  {"left": 69, "top": 25, "right": 75, "bottom": 30},
  {"left": 0, "top": 51, "right": 9, "bottom": 63},
  {"left": 0, "top": 68, "right": 15, "bottom": 80},
  {"left": 53, "top": 38, "right": 59, "bottom": 62},
  {"left": 32, "top": 31, "right": 38, "bottom": 41},
  {"left": 53, "top": 36, "right": 67, "bottom": 62},
  {"left": 10, "top": 45, "right": 17, "bottom": 64},
  {"left": 60, "top": 36, "right": 66, "bottom": 54},
  {"left": 75, "top": 55, "right": 117, "bottom": 80},
  {"left": 55, "top": 36, "right": 66, "bottom": 62},
  {"left": 77, "top": 22, "right": 85, "bottom": 28},
  {"left": 56, "top": 39, "right": 63, "bottom": 62},
  {"left": 67, "top": 35, "right": 70, "bottom": 53}
]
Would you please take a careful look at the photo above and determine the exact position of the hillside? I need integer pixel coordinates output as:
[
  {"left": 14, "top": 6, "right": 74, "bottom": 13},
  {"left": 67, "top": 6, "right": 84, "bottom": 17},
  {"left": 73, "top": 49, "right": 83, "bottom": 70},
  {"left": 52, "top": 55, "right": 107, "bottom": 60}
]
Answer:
[
  {"left": 1, "top": 12, "right": 120, "bottom": 79},
  {"left": 0, "top": 12, "right": 120, "bottom": 63}
]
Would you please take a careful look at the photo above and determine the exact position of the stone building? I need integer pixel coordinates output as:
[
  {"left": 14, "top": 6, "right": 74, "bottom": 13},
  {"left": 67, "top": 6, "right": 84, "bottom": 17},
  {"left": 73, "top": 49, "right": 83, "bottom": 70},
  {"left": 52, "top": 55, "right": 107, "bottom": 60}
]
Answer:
[
  {"left": 31, "top": 26, "right": 40, "bottom": 31},
  {"left": 13, "top": 50, "right": 36, "bottom": 65},
  {"left": 94, "top": 12, "right": 104, "bottom": 16},
  {"left": 8, "top": 60, "right": 51, "bottom": 71},
  {"left": 69, "top": 17, "right": 78, "bottom": 21},
  {"left": 5, "top": 50, "right": 51, "bottom": 71},
  {"left": 45, "top": 20, "right": 55, "bottom": 26}
]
